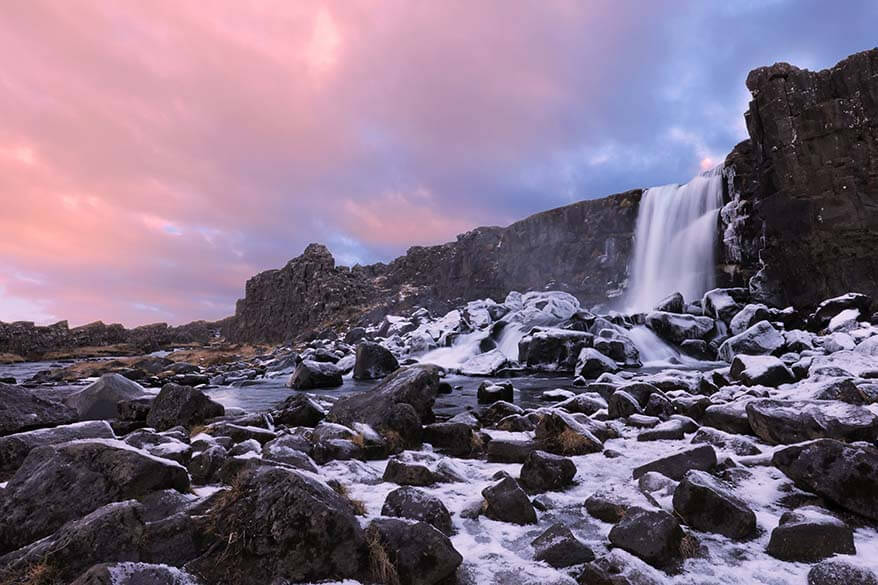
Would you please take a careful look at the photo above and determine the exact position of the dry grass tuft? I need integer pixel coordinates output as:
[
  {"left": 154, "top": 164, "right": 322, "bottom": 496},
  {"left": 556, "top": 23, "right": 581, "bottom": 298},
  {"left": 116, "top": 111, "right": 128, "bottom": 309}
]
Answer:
[
  {"left": 555, "top": 428, "right": 589, "bottom": 455},
  {"left": 329, "top": 481, "right": 367, "bottom": 516},
  {"left": 366, "top": 529, "right": 400, "bottom": 585}
]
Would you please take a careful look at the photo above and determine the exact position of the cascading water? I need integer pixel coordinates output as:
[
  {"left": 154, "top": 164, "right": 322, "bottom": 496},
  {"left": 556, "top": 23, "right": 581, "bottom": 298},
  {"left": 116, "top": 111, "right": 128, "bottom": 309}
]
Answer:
[{"left": 628, "top": 167, "right": 724, "bottom": 312}]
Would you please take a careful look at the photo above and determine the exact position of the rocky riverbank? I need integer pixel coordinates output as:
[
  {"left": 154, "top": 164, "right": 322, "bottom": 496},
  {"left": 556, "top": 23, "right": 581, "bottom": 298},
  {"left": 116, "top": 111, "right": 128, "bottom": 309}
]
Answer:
[{"left": 2, "top": 285, "right": 878, "bottom": 584}]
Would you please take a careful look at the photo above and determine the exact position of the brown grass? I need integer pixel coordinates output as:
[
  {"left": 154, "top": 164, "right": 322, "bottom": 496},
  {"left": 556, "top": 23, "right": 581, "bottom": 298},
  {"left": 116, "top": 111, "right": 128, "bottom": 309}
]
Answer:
[
  {"left": 330, "top": 481, "right": 367, "bottom": 516},
  {"left": 680, "top": 533, "right": 700, "bottom": 558},
  {"left": 0, "top": 560, "right": 60, "bottom": 585},
  {"left": 366, "top": 529, "right": 400, "bottom": 585},
  {"left": 555, "top": 428, "right": 589, "bottom": 455}
]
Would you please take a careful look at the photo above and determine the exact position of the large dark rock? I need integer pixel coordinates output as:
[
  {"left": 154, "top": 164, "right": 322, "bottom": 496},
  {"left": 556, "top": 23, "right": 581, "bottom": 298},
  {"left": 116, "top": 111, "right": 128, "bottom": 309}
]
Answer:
[
  {"left": 632, "top": 445, "right": 717, "bottom": 481},
  {"left": 187, "top": 466, "right": 365, "bottom": 584},
  {"left": 328, "top": 365, "right": 440, "bottom": 448},
  {"left": 773, "top": 439, "right": 878, "bottom": 520},
  {"left": 0, "top": 439, "right": 190, "bottom": 554},
  {"left": 519, "top": 450, "right": 576, "bottom": 493},
  {"left": 810, "top": 293, "right": 874, "bottom": 330},
  {"left": 353, "top": 341, "right": 399, "bottom": 380},
  {"left": 365, "top": 517, "right": 462, "bottom": 585},
  {"left": 808, "top": 559, "right": 878, "bottom": 585},
  {"left": 729, "top": 354, "right": 794, "bottom": 386},
  {"left": 717, "top": 321, "right": 785, "bottom": 362},
  {"left": 146, "top": 383, "right": 224, "bottom": 431},
  {"left": 576, "top": 348, "right": 619, "bottom": 378},
  {"left": 607, "top": 507, "right": 684, "bottom": 571},
  {"left": 518, "top": 328, "right": 593, "bottom": 372},
  {"left": 0, "top": 420, "right": 114, "bottom": 476},
  {"left": 383, "top": 457, "right": 439, "bottom": 486},
  {"left": 188, "top": 445, "right": 228, "bottom": 484},
  {"left": 534, "top": 410, "right": 603, "bottom": 455},
  {"left": 71, "top": 563, "right": 203, "bottom": 585},
  {"left": 288, "top": 360, "right": 343, "bottom": 389},
  {"left": 579, "top": 550, "right": 664, "bottom": 585},
  {"left": 724, "top": 50, "right": 878, "bottom": 308},
  {"left": 531, "top": 522, "right": 594, "bottom": 568},
  {"left": 271, "top": 393, "right": 326, "bottom": 427},
  {"left": 422, "top": 422, "right": 480, "bottom": 458},
  {"left": 672, "top": 470, "right": 757, "bottom": 539},
  {"left": 767, "top": 506, "right": 855, "bottom": 562},
  {"left": 645, "top": 312, "right": 715, "bottom": 344},
  {"left": 482, "top": 476, "right": 537, "bottom": 525},
  {"left": 381, "top": 486, "right": 453, "bottom": 536},
  {"left": 746, "top": 399, "right": 878, "bottom": 444},
  {"left": 64, "top": 374, "right": 147, "bottom": 420},
  {"left": 0, "top": 382, "right": 77, "bottom": 435}
]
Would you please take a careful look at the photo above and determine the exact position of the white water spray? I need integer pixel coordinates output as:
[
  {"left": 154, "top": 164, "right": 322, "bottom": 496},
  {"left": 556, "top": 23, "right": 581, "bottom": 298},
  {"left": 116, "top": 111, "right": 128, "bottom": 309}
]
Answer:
[{"left": 628, "top": 167, "right": 724, "bottom": 312}]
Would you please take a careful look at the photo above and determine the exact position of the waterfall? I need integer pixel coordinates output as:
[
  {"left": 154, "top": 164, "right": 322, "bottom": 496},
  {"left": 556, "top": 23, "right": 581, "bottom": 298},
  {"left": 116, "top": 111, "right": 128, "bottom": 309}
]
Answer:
[{"left": 628, "top": 167, "right": 724, "bottom": 312}]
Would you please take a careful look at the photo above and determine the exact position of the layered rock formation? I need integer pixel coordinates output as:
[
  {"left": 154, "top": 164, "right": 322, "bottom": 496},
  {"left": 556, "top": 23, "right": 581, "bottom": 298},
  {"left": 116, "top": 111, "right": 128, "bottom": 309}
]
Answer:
[
  {"left": 226, "top": 191, "right": 640, "bottom": 342},
  {"left": 722, "top": 48, "right": 878, "bottom": 307}
]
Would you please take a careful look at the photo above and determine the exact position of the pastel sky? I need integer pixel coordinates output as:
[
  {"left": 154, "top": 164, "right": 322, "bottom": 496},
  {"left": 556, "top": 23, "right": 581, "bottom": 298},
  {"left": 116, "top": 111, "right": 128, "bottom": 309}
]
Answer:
[{"left": 1, "top": 1, "right": 875, "bottom": 327}]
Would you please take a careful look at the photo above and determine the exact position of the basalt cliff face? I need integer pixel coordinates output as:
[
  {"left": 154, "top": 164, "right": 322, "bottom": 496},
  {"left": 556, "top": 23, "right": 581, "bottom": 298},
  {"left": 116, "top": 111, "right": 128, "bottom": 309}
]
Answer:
[
  {"left": 722, "top": 48, "right": 878, "bottom": 307},
  {"left": 228, "top": 48, "right": 878, "bottom": 343},
  {"left": 225, "top": 191, "right": 641, "bottom": 343}
]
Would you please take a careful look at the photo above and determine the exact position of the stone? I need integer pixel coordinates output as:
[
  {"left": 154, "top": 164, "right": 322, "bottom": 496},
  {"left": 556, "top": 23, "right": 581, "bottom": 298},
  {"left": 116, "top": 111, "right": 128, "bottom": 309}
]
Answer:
[
  {"left": 773, "top": 439, "right": 878, "bottom": 521},
  {"left": 717, "top": 321, "right": 785, "bottom": 362},
  {"left": 70, "top": 563, "right": 202, "bottom": 585},
  {"left": 690, "top": 427, "right": 760, "bottom": 456},
  {"left": 0, "top": 420, "right": 115, "bottom": 476},
  {"left": 702, "top": 401, "right": 754, "bottom": 436},
  {"left": 672, "top": 470, "right": 757, "bottom": 539},
  {"left": 482, "top": 476, "right": 537, "bottom": 525},
  {"left": 808, "top": 559, "right": 878, "bottom": 585},
  {"left": 729, "top": 304, "right": 771, "bottom": 335},
  {"left": 534, "top": 410, "right": 603, "bottom": 455},
  {"left": 585, "top": 491, "right": 631, "bottom": 523},
  {"left": 810, "top": 293, "right": 874, "bottom": 330},
  {"left": 117, "top": 397, "right": 154, "bottom": 422},
  {"left": 645, "top": 311, "right": 715, "bottom": 344},
  {"left": 287, "top": 360, "right": 343, "bottom": 389},
  {"left": 578, "top": 550, "right": 664, "bottom": 585},
  {"left": 353, "top": 341, "right": 399, "bottom": 380},
  {"left": 607, "top": 391, "right": 642, "bottom": 419},
  {"left": 607, "top": 507, "right": 684, "bottom": 571},
  {"left": 702, "top": 288, "right": 748, "bottom": 322},
  {"left": 63, "top": 374, "right": 147, "bottom": 420},
  {"left": 746, "top": 399, "right": 878, "bottom": 444},
  {"left": 145, "top": 383, "right": 224, "bottom": 431},
  {"left": 637, "top": 419, "right": 686, "bottom": 442},
  {"left": 381, "top": 486, "right": 453, "bottom": 536},
  {"left": 477, "top": 381, "right": 514, "bottom": 404},
  {"left": 632, "top": 445, "right": 717, "bottom": 481},
  {"left": 365, "top": 518, "right": 462, "bottom": 585},
  {"left": 486, "top": 439, "right": 539, "bottom": 463},
  {"left": 531, "top": 522, "right": 595, "bottom": 568},
  {"left": 556, "top": 392, "right": 607, "bottom": 415},
  {"left": 654, "top": 292, "right": 684, "bottom": 313},
  {"left": 271, "top": 393, "right": 326, "bottom": 427},
  {"left": 188, "top": 445, "right": 228, "bottom": 484},
  {"left": 767, "top": 506, "right": 855, "bottom": 562},
  {"left": 729, "top": 355, "right": 795, "bottom": 386},
  {"left": 576, "top": 347, "right": 619, "bottom": 378},
  {"left": 519, "top": 450, "right": 576, "bottom": 493},
  {"left": 383, "top": 457, "right": 439, "bottom": 486},
  {"left": 422, "top": 422, "right": 480, "bottom": 457},
  {"left": 518, "top": 328, "right": 594, "bottom": 372},
  {"left": 188, "top": 466, "right": 365, "bottom": 584},
  {"left": 0, "top": 439, "right": 190, "bottom": 554},
  {"left": 204, "top": 422, "right": 276, "bottom": 445}
]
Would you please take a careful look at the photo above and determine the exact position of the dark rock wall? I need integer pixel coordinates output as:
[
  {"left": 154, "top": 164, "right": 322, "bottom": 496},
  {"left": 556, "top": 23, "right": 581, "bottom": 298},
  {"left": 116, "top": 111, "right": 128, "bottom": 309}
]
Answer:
[
  {"left": 225, "top": 191, "right": 641, "bottom": 343},
  {"left": 723, "top": 48, "right": 878, "bottom": 308}
]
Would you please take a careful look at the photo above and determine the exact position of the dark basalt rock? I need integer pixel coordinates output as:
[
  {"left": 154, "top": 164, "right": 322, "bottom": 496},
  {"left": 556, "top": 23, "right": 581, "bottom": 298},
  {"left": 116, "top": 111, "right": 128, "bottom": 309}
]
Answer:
[
  {"left": 607, "top": 507, "right": 685, "bottom": 571},
  {"left": 534, "top": 410, "right": 603, "bottom": 456},
  {"left": 0, "top": 420, "right": 115, "bottom": 476},
  {"left": 64, "top": 374, "right": 148, "bottom": 421},
  {"left": 381, "top": 486, "right": 454, "bottom": 536},
  {"left": 352, "top": 341, "right": 399, "bottom": 380},
  {"left": 382, "top": 457, "right": 439, "bottom": 486},
  {"left": 585, "top": 491, "right": 632, "bottom": 524},
  {"left": 645, "top": 312, "right": 715, "bottom": 344},
  {"left": 422, "top": 422, "right": 481, "bottom": 458},
  {"left": 717, "top": 321, "right": 785, "bottom": 363},
  {"left": 579, "top": 550, "right": 664, "bottom": 585},
  {"left": 576, "top": 348, "right": 619, "bottom": 378},
  {"left": 486, "top": 439, "right": 539, "bottom": 463},
  {"left": 71, "top": 563, "right": 203, "bottom": 585},
  {"left": 188, "top": 445, "right": 228, "bottom": 484},
  {"left": 518, "top": 328, "right": 594, "bottom": 372},
  {"left": 0, "top": 439, "right": 190, "bottom": 554},
  {"left": 146, "top": 383, "right": 225, "bottom": 431},
  {"left": 531, "top": 522, "right": 595, "bottom": 568},
  {"left": 808, "top": 559, "right": 878, "bottom": 585},
  {"left": 288, "top": 359, "right": 343, "bottom": 389},
  {"left": 519, "top": 450, "right": 577, "bottom": 493},
  {"left": 270, "top": 393, "right": 326, "bottom": 427},
  {"left": 365, "top": 518, "right": 462, "bottom": 585},
  {"left": 772, "top": 439, "right": 878, "bottom": 521},
  {"left": 477, "top": 381, "right": 514, "bottom": 404},
  {"left": 729, "top": 355, "right": 794, "bottom": 387},
  {"left": 672, "top": 470, "right": 757, "bottom": 539},
  {"left": 482, "top": 476, "right": 538, "bottom": 525},
  {"left": 746, "top": 399, "right": 878, "bottom": 444},
  {"left": 187, "top": 466, "right": 365, "bottom": 584},
  {"left": 632, "top": 445, "right": 717, "bottom": 481},
  {"left": 767, "top": 506, "right": 855, "bottom": 562}
]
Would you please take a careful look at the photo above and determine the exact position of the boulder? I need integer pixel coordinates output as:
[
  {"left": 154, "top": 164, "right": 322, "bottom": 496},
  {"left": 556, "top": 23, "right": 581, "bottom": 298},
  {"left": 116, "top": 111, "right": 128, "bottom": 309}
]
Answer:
[
  {"left": 702, "top": 288, "right": 748, "bottom": 322},
  {"left": 261, "top": 436, "right": 318, "bottom": 472},
  {"left": 71, "top": 563, "right": 202, "bottom": 585},
  {"left": 0, "top": 420, "right": 115, "bottom": 476},
  {"left": 702, "top": 401, "right": 754, "bottom": 436},
  {"left": 146, "top": 383, "right": 224, "bottom": 431},
  {"left": 632, "top": 445, "right": 717, "bottom": 481},
  {"left": 187, "top": 466, "right": 365, "bottom": 584},
  {"left": 717, "top": 321, "right": 785, "bottom": 363},
  {"left": 0, "top": 383, "right": 78, "bottom": 436},
  {"left": 767, "top": 506, "right": 855, "bottom": 562},
  {"left": 690, "top": 427, "right": 760, "bottom": 456},
  {"left": 579, "top": 550, "right": 664, "bottom": 585},
  {"left": 482, "top": 476, "right": 537, "bottom": 525},
  {"left": 645, "top": 312, "right": 715, "bottom": 344},
  {"left": 328, "top": 365, "right": 440, "bottom": 449},
  {"left": 746, "top": 399, "right": 878, "bottom": 444},
  {"left": 460, "top": 348, "right": 509, "bottom": 376},
  {"left": 672, "top": 470, "right": 756, "bottom": 539},
  {"left": 654, "top": 292, "right": 684, "bottom": 313},
  {"left": 808, "top": 559, "right": 878, "bottom": 585},
  {"left": 773, "top": 439, "right": 878, "bottom": 521},
  {"left": 810, "top": 293, "right": 873, "bottom": 330},
  {"left": 288, "top": 360, "right": 343, "bottom": 389},
  {"left": 64, "top": 374, "right": 147, "bottom": 420},
  {"left": 531, "top": 522, "right": 595, "bottom": 568},
  {"left": 518, "top": 328, "right": 593, "bottom": 372},
  {"left": 383, "top": 457, "right": 439, "bottom": 486},
  {"left": 637, "top": 419, "right": 687, "bottom": 442},
  {"left": 519, "top": 450, "right": 576, "bottom": 493},
  {"left": 534, "top": 410, "right": 603, "bottom": 455},
  {"left": 381, "top": 486, "right": 453, "bottom": 536},
  {"left": 270, "top": 393, "right": 326, "bottom": 427},
  {"left": 353, "top": 341, "right": 399, "bottom": 380},
  {"left": 584, "top": 491, "right": 632, "bottom": 524},
  {"left": 422, "top": 422, "right": 480, "bottom": 457},
  {"left": 0, "top": 439, "right": 190, "bottom": 554},
  {"left": 365, "top": 518, "right": 462, "bottom": 585},
  {"left": 576, "top": 348, "right": 619, "bottom": 378},
  {"left": 607, "top": 390, "right": 642, "bottom": 419},
  {"left": 477, "top": 381, "right": 514, "bottom": 404},
  {"left": 607, "top": 507, "right": 684, "bottom": 571},
  {"left": 729, "top": 355, "right": 794, "bottom": 386},
  {"left": 556, "top": 392, "right": 607, "bottom": 415},
  {"left": 486, "top": 439, "right": 539, "bottom": 463},
  {"left": 188, "top": 445, "right": 228, "bottom": 484}
]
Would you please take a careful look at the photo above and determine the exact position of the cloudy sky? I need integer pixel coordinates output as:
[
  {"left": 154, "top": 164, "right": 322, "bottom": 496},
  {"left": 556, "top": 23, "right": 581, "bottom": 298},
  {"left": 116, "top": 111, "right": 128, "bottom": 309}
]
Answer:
[{"left": 1, "top": 1, "right": 875, "bottom": 327}]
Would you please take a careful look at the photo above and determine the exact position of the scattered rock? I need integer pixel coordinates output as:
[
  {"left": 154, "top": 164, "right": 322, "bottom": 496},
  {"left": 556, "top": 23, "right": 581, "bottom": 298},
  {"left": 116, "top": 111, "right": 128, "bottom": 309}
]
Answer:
[
  {"left": 767, "top": 506, "right": 855, "bottom": 562},
  {"left": 287, "top": 360, "right": 344, "bottom": 389},
  {"left": 381, "top": 486, "right": 453, "bottom": 536},
  {"left": 645, "top": 312, "right": 715, "bottom": 344},
  {"left": 632, "top": 445, "right": 717, "bottom": 481},
  {"left": 808, "top": 559, "right": 878, "bottom": 585},
  {"left": 146, "top": 383, "right": 224, "bottom": 431},
  {"left": 64, "top": 374, "right": 147, "bottom": 420},
  {"left": 607, "top": 507, "right": 685, "bottom": 571},
  {"left": 482, "top": 476, "right": 537, "bottom": 525},
  {"left": 576, "top": 348, "right": 619, "bottom": 378},
  {"left": 383, "top": 456, "right": 439, "bottom": 486},
  {"left": 717, "top": 321, "right": 785, "bottom": 363},
  {"left": 534, "top": 410, "right": 603, "bottom": 455},
  {"left": 0, "top": 420, "right": 115, "bottom": 476},
  {"left": 746, "top": 399, "right": 878, "bottom": 444},
  {"left": 729, "top": 355, "right": 795, "bottom": 386},
  {"left": 477, "top": 381, "right": 514, "bottom": 404},
  {"left": 365, "top": 517, "right": 462, "bottom": 585},
  {"left": 519, "top": 450, "right": 576, "bottom": 493},
  {"left": 672, "top": 470, "right": 757, "bottom": 539},
  {"left": 353, "top": 341, "right": 399, "bottom": 380},
  {"left": 271, "top": 393, "right": 326, "bottom": 427},
  {"left": 531, "top": 522, "right": 595, "bottom": 568}
]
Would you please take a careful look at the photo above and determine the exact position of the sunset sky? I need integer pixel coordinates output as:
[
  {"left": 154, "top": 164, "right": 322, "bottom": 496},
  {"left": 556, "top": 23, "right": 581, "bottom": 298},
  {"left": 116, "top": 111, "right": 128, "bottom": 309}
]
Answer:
[{"left": 1, "top": 1, "right": 875, "bottom": 327}]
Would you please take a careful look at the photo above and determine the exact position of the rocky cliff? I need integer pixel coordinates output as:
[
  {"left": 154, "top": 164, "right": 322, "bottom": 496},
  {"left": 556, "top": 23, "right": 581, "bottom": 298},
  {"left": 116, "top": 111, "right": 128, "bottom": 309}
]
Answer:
[
  {"left": 722, "top": 48, "right": 878, "bottom": 307},
  {"left": 225, "top": 191, "right": 641, "bottom": 343}
]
